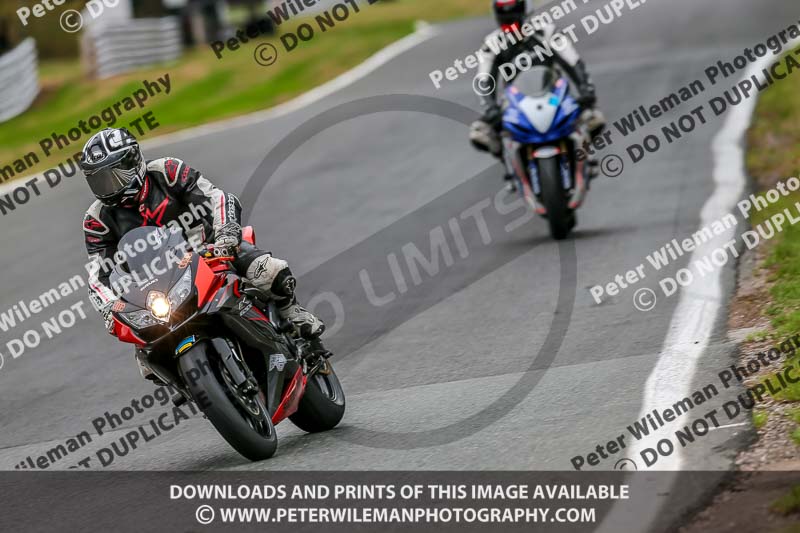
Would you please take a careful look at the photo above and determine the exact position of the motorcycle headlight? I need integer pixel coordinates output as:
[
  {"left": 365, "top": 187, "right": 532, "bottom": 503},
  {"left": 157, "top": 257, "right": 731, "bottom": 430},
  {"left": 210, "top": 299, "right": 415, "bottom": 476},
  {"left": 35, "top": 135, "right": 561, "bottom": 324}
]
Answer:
[
  {"left": 119, "top": 269, "right": 193, "bottom": 329},
  {"left": 121, "top": 309, "right": 161, "bottom": 329},
  {"left": 147, "top": 291, "right": 171, "bottom": 321},
  {"left": 168, "top": 267, "right": 194, "bottom": 309}
]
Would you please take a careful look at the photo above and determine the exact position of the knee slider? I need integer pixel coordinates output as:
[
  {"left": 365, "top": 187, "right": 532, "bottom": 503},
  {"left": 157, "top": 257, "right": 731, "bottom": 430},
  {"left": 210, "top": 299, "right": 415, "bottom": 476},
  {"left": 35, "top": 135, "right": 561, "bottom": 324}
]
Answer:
[{"left": 246, "top": 254, "right": 287, "bottom": 283}]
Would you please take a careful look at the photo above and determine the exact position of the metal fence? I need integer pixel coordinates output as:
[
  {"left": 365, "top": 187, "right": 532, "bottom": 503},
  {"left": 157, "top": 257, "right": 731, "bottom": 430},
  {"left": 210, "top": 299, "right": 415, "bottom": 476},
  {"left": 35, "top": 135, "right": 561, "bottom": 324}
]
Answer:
[
  {"left": 81, "top": 17, "right": 183, "bottom": 79},
  {"left": 0, "top": 39, "right": 40, "bottom": 123}
]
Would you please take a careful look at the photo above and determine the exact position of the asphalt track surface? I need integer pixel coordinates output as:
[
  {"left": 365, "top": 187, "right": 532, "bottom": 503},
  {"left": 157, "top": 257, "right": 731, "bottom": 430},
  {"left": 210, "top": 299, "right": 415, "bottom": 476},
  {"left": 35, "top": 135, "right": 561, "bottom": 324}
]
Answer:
[{"left": 1, "top": 0, "right": 798, "bottom": 527}]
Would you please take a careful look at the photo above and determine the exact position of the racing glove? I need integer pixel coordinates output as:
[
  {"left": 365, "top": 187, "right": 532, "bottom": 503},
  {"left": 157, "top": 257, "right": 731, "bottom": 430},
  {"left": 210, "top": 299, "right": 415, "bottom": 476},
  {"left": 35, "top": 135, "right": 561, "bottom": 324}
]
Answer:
[
  {"left": 214, "top": 222, "right": 242, "bottom": 257},
  {"left": 576, "top": 84, "right": 597, "bottom": 108}
]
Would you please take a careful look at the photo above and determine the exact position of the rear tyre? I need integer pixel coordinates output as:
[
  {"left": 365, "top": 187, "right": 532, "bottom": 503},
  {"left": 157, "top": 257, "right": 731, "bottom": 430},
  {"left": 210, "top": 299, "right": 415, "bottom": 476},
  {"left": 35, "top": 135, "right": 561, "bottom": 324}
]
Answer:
[
  {"left": 179, "top": 342, "right": 278, "bottom": 461},
  {"left": 290, "top": 360, "right": 346, "bottom": 433},
  {"left": 538, "top": 157, "right": 574, "bottom": 240}
]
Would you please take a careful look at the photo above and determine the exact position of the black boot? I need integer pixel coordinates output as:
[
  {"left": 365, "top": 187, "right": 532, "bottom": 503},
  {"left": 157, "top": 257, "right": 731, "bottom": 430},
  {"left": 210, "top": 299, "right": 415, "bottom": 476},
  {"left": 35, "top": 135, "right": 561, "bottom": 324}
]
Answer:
[
  {"left": 587, "top": 159, "right": 600, "bottom": 180},
  {"left": 504, "top": 173, "right": 517, "bottom": 193},
  {"left": 277, "top": 297, "right": 326, "bottom": 339}
]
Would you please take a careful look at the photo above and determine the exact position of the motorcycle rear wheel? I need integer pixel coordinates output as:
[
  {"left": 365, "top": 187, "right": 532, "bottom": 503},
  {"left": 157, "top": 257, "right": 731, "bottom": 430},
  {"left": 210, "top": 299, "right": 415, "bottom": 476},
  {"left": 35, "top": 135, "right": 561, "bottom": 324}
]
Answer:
[{"left": 179, "top": 342, "right": 278, "bottom": 461}]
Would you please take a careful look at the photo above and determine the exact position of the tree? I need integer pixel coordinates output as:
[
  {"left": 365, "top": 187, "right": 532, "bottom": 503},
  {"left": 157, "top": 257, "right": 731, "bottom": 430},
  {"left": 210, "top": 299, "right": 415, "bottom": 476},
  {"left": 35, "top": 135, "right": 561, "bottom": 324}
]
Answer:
[
  {"left": 0, "top": 2, "right": 24, "bottom": 52},
  {"left": 133, "top": 0, "right": 169, "bottom": 17}
]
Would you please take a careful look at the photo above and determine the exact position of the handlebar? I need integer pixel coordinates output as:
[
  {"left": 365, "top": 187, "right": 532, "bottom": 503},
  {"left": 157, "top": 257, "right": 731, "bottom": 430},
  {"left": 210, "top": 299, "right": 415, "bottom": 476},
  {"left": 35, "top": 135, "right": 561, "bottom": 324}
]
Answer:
[{"left": 197, "top": 244, "right": 236, "bottom": 264}]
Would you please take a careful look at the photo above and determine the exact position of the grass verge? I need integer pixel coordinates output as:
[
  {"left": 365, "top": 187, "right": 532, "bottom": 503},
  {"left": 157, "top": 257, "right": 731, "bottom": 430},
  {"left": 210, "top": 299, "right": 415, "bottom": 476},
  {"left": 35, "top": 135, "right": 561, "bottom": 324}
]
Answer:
[
  {"left": 0, "top": 0, "right": 487, "bottom": 177},
  {"left": 753, "top": 410, "right": 769, "bottom": 430},
  {"left": 772, "top": 485, "right": 800, "bottom": 515},
  {"left": 747, "top": 45, "right": 800, "bottom": 386},
  {"left": 746, "top": 48, "right": 800, "bottom": 513}
]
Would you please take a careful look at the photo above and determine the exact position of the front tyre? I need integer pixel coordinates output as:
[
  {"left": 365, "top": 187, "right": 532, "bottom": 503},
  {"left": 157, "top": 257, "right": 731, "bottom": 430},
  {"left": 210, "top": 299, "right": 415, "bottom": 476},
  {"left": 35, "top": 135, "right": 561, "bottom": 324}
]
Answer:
[
  {"left": 537, "top": 156, "right": 575, "bottom": 240},
  {"left": 179, "top": 342, "right": 278, "bottom": 461},
  {"left": 290, "top": 360, "right": 346, "bottom": 433}
]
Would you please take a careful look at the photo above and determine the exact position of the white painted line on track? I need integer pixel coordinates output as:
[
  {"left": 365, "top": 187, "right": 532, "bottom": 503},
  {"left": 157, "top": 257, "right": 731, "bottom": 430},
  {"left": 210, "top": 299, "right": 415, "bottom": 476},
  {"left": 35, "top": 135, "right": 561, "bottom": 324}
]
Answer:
[
  {"left": 628, "top": 38, "right": 800, "bottom": 472},
  {"left": 708, "top": 422, "right": 747, "bottom": 431}
]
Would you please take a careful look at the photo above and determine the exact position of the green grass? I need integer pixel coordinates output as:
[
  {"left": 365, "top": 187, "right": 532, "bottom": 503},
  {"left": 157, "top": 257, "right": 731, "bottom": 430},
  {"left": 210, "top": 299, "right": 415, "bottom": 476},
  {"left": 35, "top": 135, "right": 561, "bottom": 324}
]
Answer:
[
  {"left": 773, "top": 485, "right": 800, "bottom": 515},
  {"left": 753, "top": 410, "right": 769, "bottom": 430},
  {"left": 746, "top": 56, "right": 800, "bottom": 508},
  {"left": 753, "top": 195, "right": 800, "bottom": 340},
  {"left": 747, "top": 44, "right": 800, "bottom": 184},
  {"left": 0, "top": 0, "right": 488, "bottom": 176},
  {"left": 792, "top": 427, "right": 800, "bottom": 446},
  {"left": 745, "top": 49, "right": 800, "bottom": 409},
  {"left": 760, "top": 364, "right": 800, "bottom": 402},
  {"left": 789, "top": 408, "right": 800, "bottom": 448},
  {"left": 765, "top": 375, "right": 800, "bottom": 403},
  {"left": 745, "top": 330, "right": 772, "bottom": 343}
]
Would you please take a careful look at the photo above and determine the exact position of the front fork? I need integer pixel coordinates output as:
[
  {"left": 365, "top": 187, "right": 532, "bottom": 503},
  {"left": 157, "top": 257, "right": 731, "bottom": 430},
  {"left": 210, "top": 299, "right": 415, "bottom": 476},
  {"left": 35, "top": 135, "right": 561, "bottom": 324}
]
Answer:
[{"left": 502, "top": 134, "right": 589, "bottom": 214}]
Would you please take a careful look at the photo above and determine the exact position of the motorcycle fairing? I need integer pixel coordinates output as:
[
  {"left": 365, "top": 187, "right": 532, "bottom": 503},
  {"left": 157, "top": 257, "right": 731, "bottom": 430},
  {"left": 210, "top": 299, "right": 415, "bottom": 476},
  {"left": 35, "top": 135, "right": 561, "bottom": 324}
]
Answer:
[
  {"left": 272, "top": 366, "right": 307, "bottom": 424},
  {"left": 502, "top": 78, "right": 581, "bottom": 144},
  {"left": 110, "top": 226, "right": 304, "bottom": 419},
  {"left": 194, "top": 271, "right": 307, "bottom": 415},
  {"left": 110, "top": 226, "right": 191, "bottom": 311}
]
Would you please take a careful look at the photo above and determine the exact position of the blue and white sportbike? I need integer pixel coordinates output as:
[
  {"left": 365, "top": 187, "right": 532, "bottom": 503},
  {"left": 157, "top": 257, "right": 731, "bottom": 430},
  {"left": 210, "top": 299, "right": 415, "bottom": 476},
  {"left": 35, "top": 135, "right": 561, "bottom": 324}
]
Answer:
[{"left": 501, "top": 69, "right": 591, "bottom": 240}]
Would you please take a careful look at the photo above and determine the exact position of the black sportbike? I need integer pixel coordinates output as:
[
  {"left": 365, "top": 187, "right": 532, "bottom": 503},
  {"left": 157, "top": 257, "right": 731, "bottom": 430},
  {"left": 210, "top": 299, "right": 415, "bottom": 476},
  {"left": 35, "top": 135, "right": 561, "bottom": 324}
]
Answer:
[{"left": 108, "top": 225, "right": 345, "bottom": 461}]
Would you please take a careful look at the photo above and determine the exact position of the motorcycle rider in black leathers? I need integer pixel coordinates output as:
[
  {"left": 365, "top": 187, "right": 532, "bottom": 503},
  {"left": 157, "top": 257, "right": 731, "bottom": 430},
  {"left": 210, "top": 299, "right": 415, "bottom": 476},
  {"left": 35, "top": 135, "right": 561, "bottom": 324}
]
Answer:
[
  {"left": 470, "top": 0, "right": 606, "bottom": 189},
  {"left": 80, "top": 128, "right": 327, "bottom": 381}
]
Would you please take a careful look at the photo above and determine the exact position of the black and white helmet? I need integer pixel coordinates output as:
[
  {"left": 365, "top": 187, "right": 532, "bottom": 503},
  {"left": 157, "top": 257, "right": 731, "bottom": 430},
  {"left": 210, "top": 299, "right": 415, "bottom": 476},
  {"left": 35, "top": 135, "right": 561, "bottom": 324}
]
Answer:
[{"left": 80, "top": 128, "right": 146, "bottom": 206}]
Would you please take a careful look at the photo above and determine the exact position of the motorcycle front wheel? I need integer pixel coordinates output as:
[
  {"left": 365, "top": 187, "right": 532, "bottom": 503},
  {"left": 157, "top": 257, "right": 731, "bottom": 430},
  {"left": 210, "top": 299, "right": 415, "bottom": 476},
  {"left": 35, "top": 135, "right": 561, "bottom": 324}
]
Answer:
[
  {"left": 290, "top": 359, "right": 346, "bottom": 433},
  {"left": 179, "top": 341, "right": 278, "bottom": 461},
  {"left": 537, "top": 156, "right": 575, "bottom": 240}
]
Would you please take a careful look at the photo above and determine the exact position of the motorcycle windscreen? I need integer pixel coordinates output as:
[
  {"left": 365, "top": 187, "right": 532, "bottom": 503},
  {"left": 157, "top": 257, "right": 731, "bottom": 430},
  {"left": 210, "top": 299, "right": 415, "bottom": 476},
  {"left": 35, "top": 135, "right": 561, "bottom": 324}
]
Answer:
[
  {"left": 510, "top": 66, "right": 561, "bottom": 99},
  {"left": 109, "top": 226, "right": 190, "bottom": 309},
  {"left": 504, "top": 68, "right": 564, "bottom": 139},
  {"left": 504, "top": 72, "right": 582, "bottom": 142},
  {"left": 516, "top": 68, "right": 565, "bottom": 133}
]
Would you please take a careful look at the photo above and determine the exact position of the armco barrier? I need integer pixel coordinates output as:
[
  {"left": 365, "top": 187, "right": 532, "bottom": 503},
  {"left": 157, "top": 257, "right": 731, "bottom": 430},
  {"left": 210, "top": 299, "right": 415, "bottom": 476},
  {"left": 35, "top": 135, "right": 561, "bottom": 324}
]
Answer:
[
  {"left": 81, "top": 17, "right": 182, "bottom": 79},
  {"left": 0, "top": 39, "right": 40, "bottom": 123}
]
